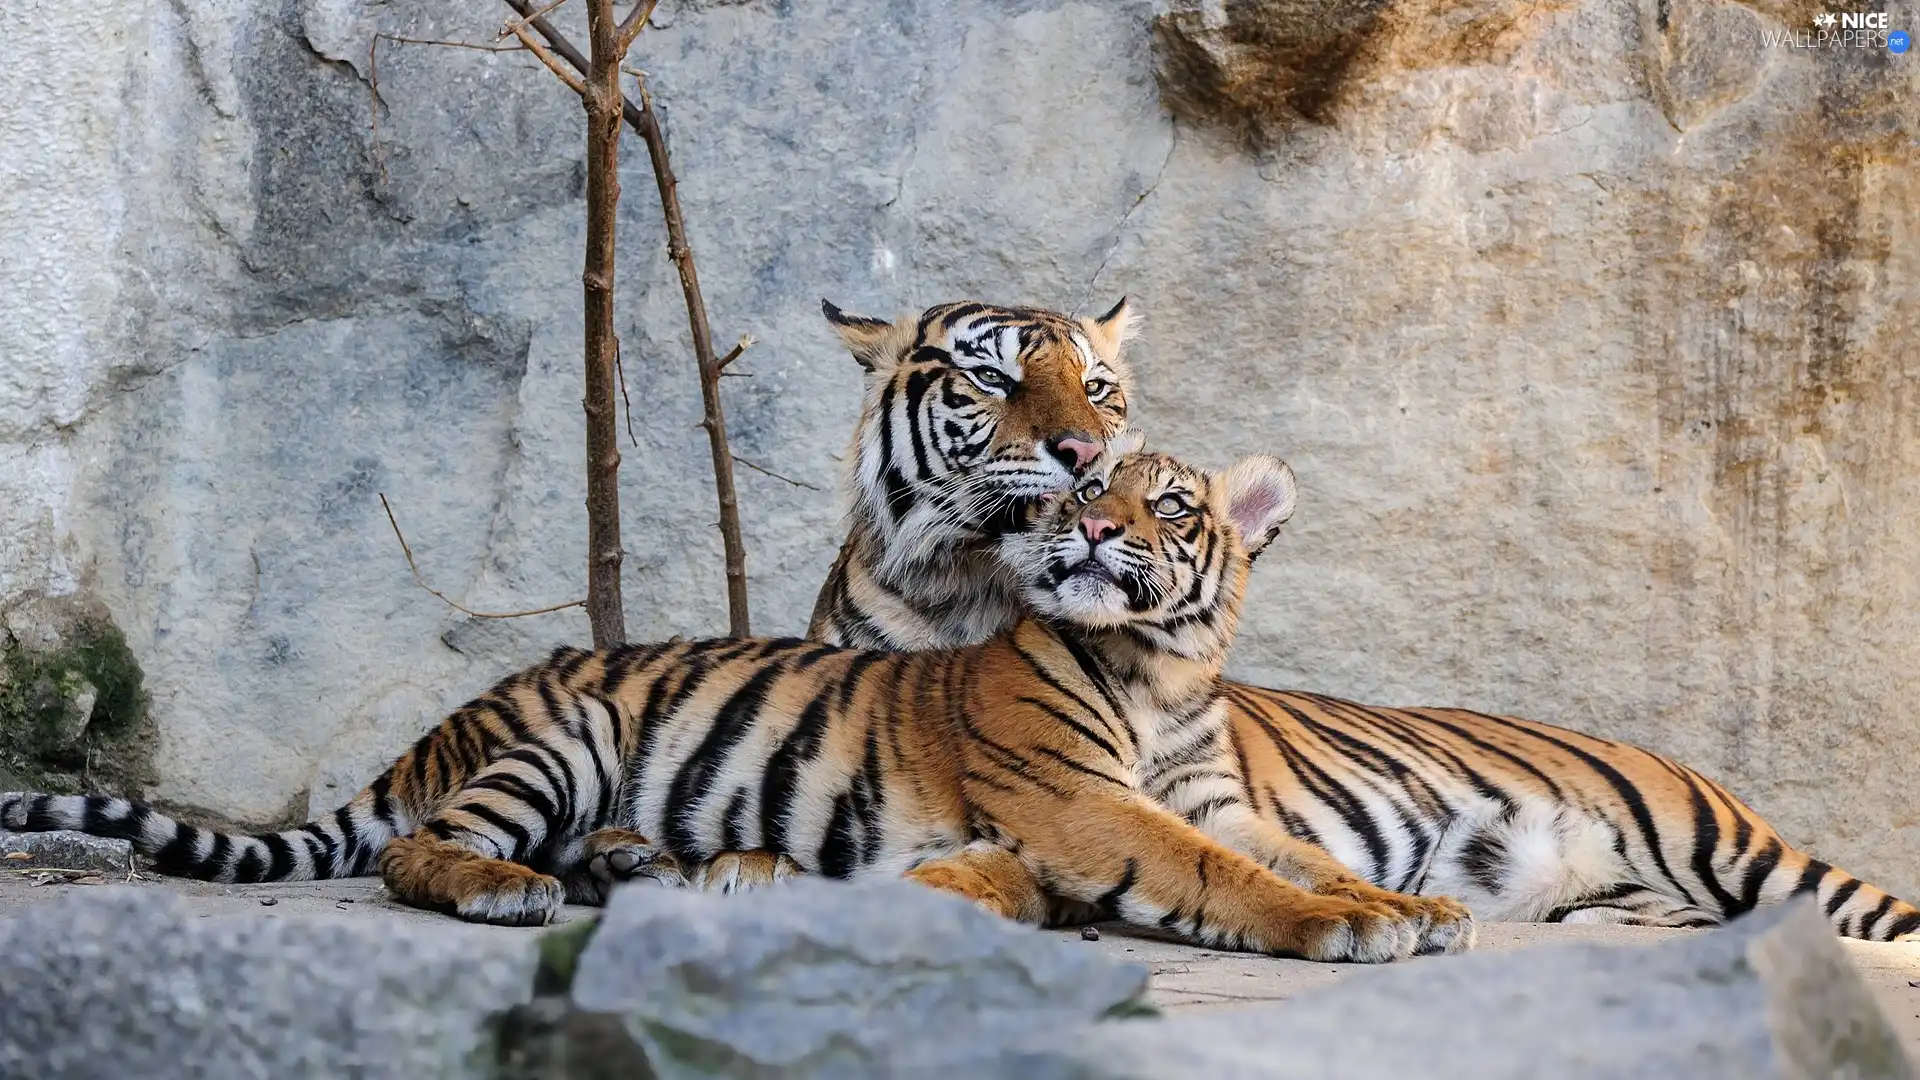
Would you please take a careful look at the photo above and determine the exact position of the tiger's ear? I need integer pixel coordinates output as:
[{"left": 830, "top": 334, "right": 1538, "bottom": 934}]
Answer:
[
  {"left": 823, "top": 300, "right": 910, "bottom": 372},
  {"left": 1079, "top": 296, "right": 1139, "bottom": 364},
  {"left": 1221, "top": 455, "right": 1298, "bottom": 561}
]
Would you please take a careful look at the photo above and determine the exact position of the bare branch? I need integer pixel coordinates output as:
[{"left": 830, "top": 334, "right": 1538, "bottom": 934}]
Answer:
[
  {"left": 501, "top": 0, "right": 752, "bottom": 637},
  {"left": 734, "top": 455, "right": 822, "bottom": 491},
  {"left": 628, "top": 70, "right": 753, "bottom": 636},
  {"left": 501, "top": 17, "right": 587, "bottom": 97},
  {"left": 717, "top": 334, "right": 756, "bottom": 371},
  {"left": 615, "top": 337, "right": 638, "bottom": 448},
  {"left": 498, "top": 0, "right": 575, "bottom": 41},
  {"left": 383, "top": 34, "right": 526, "bottom": 53},
  {"left": 379, "top": 494, "right": 584, "bottom": 620},
  {"left": 617, "top": 0, "right": 661, "bottom": 51}
]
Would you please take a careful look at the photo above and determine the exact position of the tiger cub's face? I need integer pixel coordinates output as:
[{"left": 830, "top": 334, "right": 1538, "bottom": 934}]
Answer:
[
  {"left": 824, "top": 300, "right": 1136, "bottom": 560},
  {"left": 1004, "top": 442, "right": 1299, "bottom": 649}
]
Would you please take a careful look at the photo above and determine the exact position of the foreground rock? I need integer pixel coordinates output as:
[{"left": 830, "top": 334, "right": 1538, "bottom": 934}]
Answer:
[
  {"left": 563, "top": 877, "right": 1150, "bottom": 1077},
  {"left": 0, "top": 877, "right": 1151, "bottom": 1080},
  {"left": 968, "top": 899, "right": 1911, "bottom": 1079},
  {"left": 2, "top": 874, "right": 1909, "bottom": 1079}
]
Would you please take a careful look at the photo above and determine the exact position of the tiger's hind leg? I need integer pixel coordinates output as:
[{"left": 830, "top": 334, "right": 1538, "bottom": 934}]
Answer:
[
  {"left": 378, "top": 722, "right": 622, "bottom": 925},
  {"left": 379, "top": 834, "right": 568, "bottom": 927},
  {"left": 1545, "top": 885, "right": 1722, "bottom": 929},
  {"left": 906, "top": 840, "right": 1052, "bottom": 925},
  {"left": 552, "top": 828, "right": 690, "bottom": 905}
]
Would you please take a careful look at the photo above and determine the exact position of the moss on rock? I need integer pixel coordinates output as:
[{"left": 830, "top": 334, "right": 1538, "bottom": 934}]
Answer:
[{"left": 0, "top": 616, "right": 156, "bottom": 797}]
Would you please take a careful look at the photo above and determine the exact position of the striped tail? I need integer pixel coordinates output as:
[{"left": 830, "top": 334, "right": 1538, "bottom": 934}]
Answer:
[
  {"left": 0, "top": 778, "right": 410, "bottom": 884},
  {"left": 1740, "top": 839, "right": 1920, "bottom": 942}
]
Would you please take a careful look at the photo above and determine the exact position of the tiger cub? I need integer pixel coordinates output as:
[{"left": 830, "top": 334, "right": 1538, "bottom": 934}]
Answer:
[{"left": 1, "top": 447, "right": 1471, "bottom": 961}]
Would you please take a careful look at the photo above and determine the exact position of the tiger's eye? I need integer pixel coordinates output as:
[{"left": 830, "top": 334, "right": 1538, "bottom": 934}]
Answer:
[
  {"left": 968, "top": 368, "right": 1011, "bottom": 392},
  {"left": 1085, "top": 378, "right": 1114, "bottom": 402},
  {"left": 1077, "top": 481, "right": 1106, "bottom": 504},
  {"left": 1153, "top": 494, "right": 1188, "bottom": 518}
]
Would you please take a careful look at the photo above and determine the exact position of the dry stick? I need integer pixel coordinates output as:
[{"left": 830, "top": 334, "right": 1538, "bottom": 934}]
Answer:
[
  {"left": 614, "top": 338, "right": 638, "bottom": 447},
  {"left": 633, "top": 73, "right": 751, "bottom": 637},
  {"left": 503, "top": 0, "right": 751, "bottom": 637},
  {"left": 734, "top": 456, "right": 822, "bottom": 491},
  {"left": 501, "top": 0, "right": 634, "bottom": 647},
  {"left": 379, "top": 494, "right": 585, "bottom": 619}
]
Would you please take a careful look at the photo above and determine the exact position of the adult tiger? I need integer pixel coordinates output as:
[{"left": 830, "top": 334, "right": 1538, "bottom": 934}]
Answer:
[
  {"left": 0, "top": 447, "right": 1475, "bottom": 960},
  {"left": 800, "top": 299, "right": 1920, "bottom": 942}
]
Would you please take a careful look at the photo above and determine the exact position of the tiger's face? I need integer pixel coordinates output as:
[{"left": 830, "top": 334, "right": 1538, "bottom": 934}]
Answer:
[
  {"left": 1004, "top": 442, "right": 1298, "bottom": 652},
  {"left": 824, "top": 299, "right": 1136, "bottom": 572}
]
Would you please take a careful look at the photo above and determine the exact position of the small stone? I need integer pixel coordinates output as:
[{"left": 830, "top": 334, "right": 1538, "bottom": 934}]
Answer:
[
  {"left": 259, "top": 897, "right": 277, "bottom": 906},
  {"left": 1080, "top": 926, "right": 1101, "bottom": 941},
  {"left": 0, "top": 828, "right": 132, "bottom": 873}
]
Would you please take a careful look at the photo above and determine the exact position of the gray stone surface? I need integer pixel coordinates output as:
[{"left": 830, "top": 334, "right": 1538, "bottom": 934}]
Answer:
[
  {"left": 1, "top": 875, "right": 1917, "bottom": 1078},
  {"left": 1, "top": 0, "right": 1917, "bottom": 901},
  {"left": 0, "top": 827, "right": 133, "bottom": 873},
  {"left": 957, "top": 900, "right": 1913, "bottom": 1079},
  {"left": 0, "top": 886, "right": 541, "bottom": 1080},
  {"left": 571, "top": 877, "right": 1151, "bottom": 1078}
]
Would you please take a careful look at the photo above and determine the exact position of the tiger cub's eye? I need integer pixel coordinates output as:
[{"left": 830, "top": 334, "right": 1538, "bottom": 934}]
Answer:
[
  {"left": 1076, "top": 481, "right": 1106, "bottom": 504},
  {"left": 1152, "top": 494, "right": 1190, "bottom": 518},
  {"left": 1084, "top": 378, "right": 1115, "bottom": 403}
]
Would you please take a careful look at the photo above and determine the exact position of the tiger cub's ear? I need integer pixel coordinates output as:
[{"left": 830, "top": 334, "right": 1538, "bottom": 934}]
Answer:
[
  {"left": 1079, "top": 296, "right": 1140, "bottom": 365},
  {"left": 1220, "top": 455, "right": 1298, "bottom": 561},
  {"left": 822, "top": 300, "right": 911, "bottom": 372}
]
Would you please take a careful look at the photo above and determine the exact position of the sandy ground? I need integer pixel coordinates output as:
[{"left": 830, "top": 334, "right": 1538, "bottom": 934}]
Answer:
[{"left": 5, "top": 870, "right": 1918, "bottom": 1055}]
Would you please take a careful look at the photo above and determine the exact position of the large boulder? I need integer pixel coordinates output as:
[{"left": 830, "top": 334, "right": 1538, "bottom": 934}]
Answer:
[
  {"left": 966, "top": 899, "right": 1912, "bottom": 1079},
  {"left": 0, "top": 887, "right": 542, "bottom": 1080},
  {"left": 566, "top": 877, "right": 1151, "bottom": 1078}
]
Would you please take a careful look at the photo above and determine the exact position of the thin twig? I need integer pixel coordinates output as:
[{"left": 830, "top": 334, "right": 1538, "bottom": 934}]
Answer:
[
  {"left": 498, "top": 0, "right": 575, "bottom": 41},
  {"left": 734, "top": 456, "right": 822, "bottom": 491},
  {"left": 616, "top": 0, "right": 661, "bottom": 50},
  {"left": 717, "top": 334, "right": 755, "bottom": 372},
  {"left": 378, "top": 494, "right": 585, "bottom": 619},
  {"left": 501, "top": 17, "right": 587, "bottom": 97},
  {"left": 369, "top": 34, "right": 529, "bottom": 185},
  {"left": 614, "top": 338, "right": 637, "bottom": 448},
  {"left": 384, "top": 34, "right": 526, "bottom": 53}
]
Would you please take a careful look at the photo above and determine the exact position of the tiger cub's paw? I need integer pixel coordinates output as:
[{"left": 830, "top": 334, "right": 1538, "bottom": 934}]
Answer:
[
  {"left": 582, "top": 828, "right": 688, "bottom": 890},
  {"left": 1324, "top": 880, "right": 1476, "bottom": 956},
  {"left": 1289, "top": 898, "right": 1420, "bottom": 964},
  {"left": 690, "top": 850, "right": 803, "bottom": 894}
]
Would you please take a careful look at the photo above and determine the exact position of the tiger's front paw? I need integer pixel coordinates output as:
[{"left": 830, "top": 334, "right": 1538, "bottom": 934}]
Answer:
[
  {"left": 690, "top": 850, "right": 802, "bottom": 894},
  {"left": 1287, "top": 898, "right": 1420, "bottom": 963},
  {"left": 583, "top": 828, "right": 688, "bottom": 890},
  {"left": 1324, "top": 879, "right": 1476, "bottom": 955}
]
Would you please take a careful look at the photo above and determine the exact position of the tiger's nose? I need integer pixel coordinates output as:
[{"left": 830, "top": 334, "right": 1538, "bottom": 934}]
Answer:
[
  {"left": 1047, "top": 434, "right": 1103, "bottom": 473},
  {"left": 1080, "top": 515, "right": 1122, "bottom": 545}
]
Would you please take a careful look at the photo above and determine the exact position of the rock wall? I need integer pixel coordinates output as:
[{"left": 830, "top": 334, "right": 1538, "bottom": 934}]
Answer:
[{"left": 2, "top": 0, "right": 1917, "bottom": 894}]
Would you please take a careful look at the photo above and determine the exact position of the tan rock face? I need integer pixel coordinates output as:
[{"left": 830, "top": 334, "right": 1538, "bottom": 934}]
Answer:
[{"left": 2, "top": 0, "right": 1915, "bottom": 898}]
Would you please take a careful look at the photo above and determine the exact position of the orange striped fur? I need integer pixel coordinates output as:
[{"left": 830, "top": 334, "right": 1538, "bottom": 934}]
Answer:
[
  {"left": 0, "top": 448, "right": 1471, "bottom": 959},
  {"left": 801, "top": 299, "right": 1920, "bottom": 942}
]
